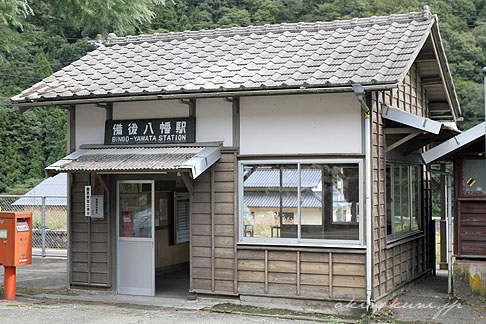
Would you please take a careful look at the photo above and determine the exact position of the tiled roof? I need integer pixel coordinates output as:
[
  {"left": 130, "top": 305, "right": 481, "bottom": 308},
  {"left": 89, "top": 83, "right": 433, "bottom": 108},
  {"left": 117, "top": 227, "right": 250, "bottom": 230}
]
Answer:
[
  {"left": 244, "top": 168, "right": 323, "bottom": 188},
  {"left": 244, "top": 190, "right": 351, "bottom": 209},
  {"left": 12, "top": 10, "right": 434, "bottom": 103}
]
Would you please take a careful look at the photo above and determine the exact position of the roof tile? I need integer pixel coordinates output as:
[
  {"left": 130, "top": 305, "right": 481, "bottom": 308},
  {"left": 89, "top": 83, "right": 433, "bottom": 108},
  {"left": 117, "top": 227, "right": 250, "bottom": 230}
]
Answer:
[{"left": 12, "top": 11, "right": 436, "bottom": 102}]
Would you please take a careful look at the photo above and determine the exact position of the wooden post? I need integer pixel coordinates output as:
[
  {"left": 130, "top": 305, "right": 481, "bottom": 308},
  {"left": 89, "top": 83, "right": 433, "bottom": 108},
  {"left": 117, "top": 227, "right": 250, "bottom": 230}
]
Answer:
[
  {"left": 233, "top": 152, "right": 238, "bottom": 294},
  {"left": 211, "top": 167, "right": 215, "bottom": 292},
  {"left": 296, "top": 251, "right": 301, "bottom": 296},
  {"left": 264, "top": 249, "right": 268, "bottom": 294},
  {"left": 329, "top": 252, "right": 333, "bottom": 298}
]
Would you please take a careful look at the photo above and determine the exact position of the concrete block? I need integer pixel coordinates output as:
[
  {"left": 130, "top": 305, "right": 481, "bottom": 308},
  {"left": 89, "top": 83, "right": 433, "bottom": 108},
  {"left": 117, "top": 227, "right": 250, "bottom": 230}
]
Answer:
[{"left": 453, "top": 260, "right": 486, "bottom": 296}]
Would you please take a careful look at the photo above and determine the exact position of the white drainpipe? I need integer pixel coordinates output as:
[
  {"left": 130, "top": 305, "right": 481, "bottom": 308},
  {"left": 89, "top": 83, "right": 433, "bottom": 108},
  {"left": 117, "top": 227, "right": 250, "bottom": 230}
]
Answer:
[
  {"left": 429, "top": 167, "right": 453, "bottom": 294},
  {"left": 352, "top": 84, "right": 373, "bottom": 309},
  {"left": 447, "top": 174, "right": 453, "bottom": 294}
]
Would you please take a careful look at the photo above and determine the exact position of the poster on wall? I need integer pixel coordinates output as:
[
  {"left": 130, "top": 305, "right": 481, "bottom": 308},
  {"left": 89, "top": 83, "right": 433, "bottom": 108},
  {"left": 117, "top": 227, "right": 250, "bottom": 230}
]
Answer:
[{"left": 104, "top": 117, "right": 195, "bottom": 145}]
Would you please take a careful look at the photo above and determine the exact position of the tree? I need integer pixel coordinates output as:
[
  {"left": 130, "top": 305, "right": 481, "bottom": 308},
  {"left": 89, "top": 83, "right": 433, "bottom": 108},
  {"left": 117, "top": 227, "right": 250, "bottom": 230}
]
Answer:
[
  {"left": 0, "top": 0, "right": 33, "bottom": 28},
  {"left": 27, "top": 138, "right": 45, "bottom": 179},
  {"left": 217, "top": 7, "right": 251, "bottom": 27},
  {"left": 49, "top": 0, "right": 166, "bottom": 36}
]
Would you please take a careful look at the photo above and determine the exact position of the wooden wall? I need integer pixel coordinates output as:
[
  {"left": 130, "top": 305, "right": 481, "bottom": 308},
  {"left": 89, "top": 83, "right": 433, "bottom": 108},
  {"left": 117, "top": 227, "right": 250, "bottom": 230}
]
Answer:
[
  {"left": 371, "top": 63, "right": 432, "bottom": 300},
  {"left": 155, "top": 229, "right": 189, "bottom": 269},
  {"left": 191, "top": 149, "right": 238, "bottom": 294},
  {"left": 237, "top": 247, "right": 366, "bottom": 300},
  {"left": 190, "top": 150, "right": 367, "bottom": 300},
  {"left": 69, "top": 173, "right": 111, "bottom": 288},
  {"left": 454, "top": 157, "right": 486, "bottom": 257}
]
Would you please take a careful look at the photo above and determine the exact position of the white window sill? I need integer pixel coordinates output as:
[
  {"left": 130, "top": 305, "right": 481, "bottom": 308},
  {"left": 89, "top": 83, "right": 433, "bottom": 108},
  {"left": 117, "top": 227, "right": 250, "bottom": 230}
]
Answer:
[{"left": 238, "top": 239, "right": 364, "bottom": 249}]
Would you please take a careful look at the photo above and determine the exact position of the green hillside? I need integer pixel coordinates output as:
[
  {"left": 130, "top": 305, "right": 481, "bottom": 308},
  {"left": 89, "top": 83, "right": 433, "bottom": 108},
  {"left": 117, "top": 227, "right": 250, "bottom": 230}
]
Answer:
[{"left": 1, "top": 0, "right": 485, "bottom": 193}]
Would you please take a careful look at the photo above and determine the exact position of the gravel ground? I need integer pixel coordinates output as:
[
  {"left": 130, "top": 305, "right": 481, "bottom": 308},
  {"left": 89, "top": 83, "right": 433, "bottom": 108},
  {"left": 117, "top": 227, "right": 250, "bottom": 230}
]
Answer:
[{"left": 0, "top": 298, "right": 305, "bottom": 324}]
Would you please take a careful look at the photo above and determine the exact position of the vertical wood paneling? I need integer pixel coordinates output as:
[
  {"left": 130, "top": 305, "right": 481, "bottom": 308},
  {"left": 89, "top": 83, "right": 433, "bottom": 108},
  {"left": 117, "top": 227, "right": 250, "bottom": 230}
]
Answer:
[
  {"left": 372, "top": 63, "right": 431, "bottom": 300},
  {"left": 237, "top": 248, "right": 366, "bottom": 299},
  {"left": 70, "top": 173, "right": 110, "bottom": 287},
  {"left": 191, "top": 150, "right": 236, "bottom": 294}
]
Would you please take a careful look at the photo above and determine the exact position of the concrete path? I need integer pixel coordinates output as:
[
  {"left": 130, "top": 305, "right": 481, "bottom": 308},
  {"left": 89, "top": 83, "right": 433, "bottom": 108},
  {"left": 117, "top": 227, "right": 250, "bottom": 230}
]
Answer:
[
  {"left": 0, "top": 257, "right": 235, "bottom": 310},
  {"left": 0, "top": 256, "right": 67, "bottom": 290},
  {"left": 384, "top": 271, "right": 486, "bottom": 324},
  {"left": 0, "top": 298, "right": 301, "bottom": 324}
]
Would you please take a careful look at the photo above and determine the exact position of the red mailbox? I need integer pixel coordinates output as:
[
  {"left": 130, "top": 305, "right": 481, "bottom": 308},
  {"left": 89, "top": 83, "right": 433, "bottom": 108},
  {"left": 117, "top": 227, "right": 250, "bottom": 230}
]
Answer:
[{"left": 0, "top": 211, "right": 32, "bottom": 300}]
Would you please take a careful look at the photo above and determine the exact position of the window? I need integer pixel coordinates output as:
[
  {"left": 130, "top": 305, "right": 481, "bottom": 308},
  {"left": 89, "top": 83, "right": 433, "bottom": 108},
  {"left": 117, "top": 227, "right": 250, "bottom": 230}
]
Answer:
[
  {"left": 386, "top": 163, "right": 421, "bottom": 239},
  {"left": 240, "top": 160, "right": 361, "bottom": 244},
  {"left": 119, "top": 182, "right": 153, "bottom": 238},
  {"left": 174, "top": 192, "right": 190, "bottom": 244},
  {"left": 464, "top": 159, "right": 486, "bottom": 194}
]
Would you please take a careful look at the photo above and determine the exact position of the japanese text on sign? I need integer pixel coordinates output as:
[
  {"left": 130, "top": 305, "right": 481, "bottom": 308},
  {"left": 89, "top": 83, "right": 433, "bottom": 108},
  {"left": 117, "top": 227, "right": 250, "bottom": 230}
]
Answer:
[{"left": 105, "top": 117, "right": 195, "bottom": 145}]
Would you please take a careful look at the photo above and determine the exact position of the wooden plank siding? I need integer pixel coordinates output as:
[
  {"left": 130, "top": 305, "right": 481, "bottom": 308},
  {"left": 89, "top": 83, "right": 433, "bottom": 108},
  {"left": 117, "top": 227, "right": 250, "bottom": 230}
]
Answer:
[
  {"left": 237, "top": 248, "right": 367, "bottom": 300},
  {"left": 70, "top": 173, "right": 111, "bottom": 287},
  {"left": 371, "top": 63, "right": 431, "bottom": 300},
  {"left": 191, "top": 149, "right": 238, "bottom": 294},
  {"left": 456, "top": 200, "right": 486, "bottom": 256}
]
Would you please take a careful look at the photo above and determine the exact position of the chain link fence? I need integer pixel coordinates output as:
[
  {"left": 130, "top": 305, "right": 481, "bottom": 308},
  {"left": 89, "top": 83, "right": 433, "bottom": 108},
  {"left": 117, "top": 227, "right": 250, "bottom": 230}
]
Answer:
[{"left": 0, "top": 195, "right": 67, "bottom": 257}]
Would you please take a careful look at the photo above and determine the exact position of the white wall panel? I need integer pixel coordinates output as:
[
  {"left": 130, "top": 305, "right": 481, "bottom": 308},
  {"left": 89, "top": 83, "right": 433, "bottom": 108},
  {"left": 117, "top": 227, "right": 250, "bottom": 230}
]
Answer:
[
  {"left": 195, "top": 98, "right": 232, "bottom": 146},
  {"left": 113, "top": 100, "right": 189, "bottom": 119},
  {"left": 240, "top": 93, "right": 362, "bottom": 155},
  {"left": 75, "top": 104, "right": 106, "bottom": 148}
]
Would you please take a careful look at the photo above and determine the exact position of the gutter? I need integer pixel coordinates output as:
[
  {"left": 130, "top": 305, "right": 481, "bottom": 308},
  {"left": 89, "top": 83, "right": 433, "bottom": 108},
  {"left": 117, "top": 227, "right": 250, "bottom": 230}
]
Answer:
[
  {"left": 11, "top": 84, "right": 399, "bottom": 109},
  {"left": 352, "top": 84, "right": 373, "bottom": 310}
]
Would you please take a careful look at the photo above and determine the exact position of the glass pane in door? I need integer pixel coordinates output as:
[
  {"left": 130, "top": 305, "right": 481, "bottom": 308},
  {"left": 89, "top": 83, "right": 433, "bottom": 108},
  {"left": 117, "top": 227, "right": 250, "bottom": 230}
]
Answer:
[{"left": 119, "top": 183, "right": 152, "bottom": 238}]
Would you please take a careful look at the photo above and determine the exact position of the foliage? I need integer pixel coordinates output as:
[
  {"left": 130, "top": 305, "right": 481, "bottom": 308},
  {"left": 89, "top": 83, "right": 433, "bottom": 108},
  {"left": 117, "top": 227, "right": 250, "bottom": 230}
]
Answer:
[
  {"left": 44, "top": 0, "right": 166, "bottom": 37},
  {"left": 0, "top": 0, "right": 33, "bottom": 28},
  {"left": 0, "top": 0, "right": 485, "bottom": 191}
]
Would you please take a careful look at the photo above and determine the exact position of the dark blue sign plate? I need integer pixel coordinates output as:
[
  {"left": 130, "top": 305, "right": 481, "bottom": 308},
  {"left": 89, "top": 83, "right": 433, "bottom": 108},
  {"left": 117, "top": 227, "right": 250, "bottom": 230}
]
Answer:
[{"left": 105, "top": 117, "right": 195, "bottom": 145}]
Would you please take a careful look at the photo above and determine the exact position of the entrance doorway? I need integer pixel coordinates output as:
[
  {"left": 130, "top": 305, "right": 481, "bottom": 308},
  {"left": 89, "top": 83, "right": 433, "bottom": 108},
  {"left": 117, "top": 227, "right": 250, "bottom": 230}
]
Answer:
[
  {"left": 153, "top": 184, "right": 190, "bottom": 297},
  {"left": 116, "top": 178, "right": 190, "bottom": 297}
]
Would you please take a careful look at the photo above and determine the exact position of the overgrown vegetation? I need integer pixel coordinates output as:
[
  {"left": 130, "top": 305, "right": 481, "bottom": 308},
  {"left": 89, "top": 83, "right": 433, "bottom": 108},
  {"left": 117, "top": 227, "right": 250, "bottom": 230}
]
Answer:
[{"left": 1, "top": 0, "right": 485, "bottom": 193}]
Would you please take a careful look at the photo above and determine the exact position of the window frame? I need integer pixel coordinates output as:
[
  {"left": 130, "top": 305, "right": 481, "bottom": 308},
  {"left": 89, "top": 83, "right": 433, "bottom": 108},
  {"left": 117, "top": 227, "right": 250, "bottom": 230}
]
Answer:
[
  {"left": 386, "top": 163, "right": 423, "bottom": 241},
  {"left": 238, "top": 159, "right": 363, "bottom": 247}
]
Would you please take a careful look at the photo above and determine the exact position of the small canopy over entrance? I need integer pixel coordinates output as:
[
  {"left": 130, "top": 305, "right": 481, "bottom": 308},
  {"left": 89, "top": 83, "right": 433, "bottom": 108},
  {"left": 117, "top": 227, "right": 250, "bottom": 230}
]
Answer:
[{"left": 46, "top": 145, "right": 221, "bottom": 178}]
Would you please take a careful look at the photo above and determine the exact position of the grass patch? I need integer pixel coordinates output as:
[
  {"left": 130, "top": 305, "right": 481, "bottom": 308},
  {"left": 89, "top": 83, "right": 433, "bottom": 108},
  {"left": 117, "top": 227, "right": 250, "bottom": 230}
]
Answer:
[
  {"left": 210, "top": 303, "right": 361, "bottom": 323},
  {"left": 16, "top": 287, "right": 78, "bottom": 296}
]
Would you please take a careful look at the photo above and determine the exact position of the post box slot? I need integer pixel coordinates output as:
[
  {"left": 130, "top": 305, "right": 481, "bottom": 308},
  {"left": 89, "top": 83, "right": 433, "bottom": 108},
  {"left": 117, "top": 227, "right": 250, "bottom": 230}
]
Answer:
[{"left": 16, "top": 219, "right": 30, "bottom": 232}]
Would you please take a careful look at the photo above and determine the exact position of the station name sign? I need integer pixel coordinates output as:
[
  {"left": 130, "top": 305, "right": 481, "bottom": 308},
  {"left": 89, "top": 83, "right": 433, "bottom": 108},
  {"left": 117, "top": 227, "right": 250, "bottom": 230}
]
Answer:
[{"left": 104, "top": 117, "right": 195, "bottom": 145}]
